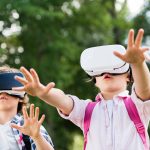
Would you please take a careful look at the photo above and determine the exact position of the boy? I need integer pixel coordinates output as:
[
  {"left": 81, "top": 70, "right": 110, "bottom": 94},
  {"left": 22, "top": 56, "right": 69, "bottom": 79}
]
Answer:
[
  {"left": 0, "top": 65, "right": 54, "bottom": 150},
  {"left": 14, "top": 29, "right": 150, "bottom": 150}
]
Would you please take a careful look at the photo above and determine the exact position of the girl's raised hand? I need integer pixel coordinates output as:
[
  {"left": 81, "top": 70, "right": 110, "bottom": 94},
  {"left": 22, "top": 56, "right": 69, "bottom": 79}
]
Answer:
[
  {"left": 114, "top": 29, "right": 149, "bottom": 65},
  {"left": 12, "top": 67, "right": 55, "bottom": 97}
]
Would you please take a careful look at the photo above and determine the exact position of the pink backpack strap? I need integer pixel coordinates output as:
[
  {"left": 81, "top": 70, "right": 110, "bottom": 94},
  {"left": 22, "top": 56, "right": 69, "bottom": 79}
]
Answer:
[
  {"left": 83, "top": 94, "right": 101, "bottom": 150},
  {"left": 123, "top": 97, "right": 148, "bottom": 149},
  {"left": 83, "top": 95, "right": 148, "bottom": 150},
  {"left": 83, "top": 102, "right": 98, "bottom": 150}
]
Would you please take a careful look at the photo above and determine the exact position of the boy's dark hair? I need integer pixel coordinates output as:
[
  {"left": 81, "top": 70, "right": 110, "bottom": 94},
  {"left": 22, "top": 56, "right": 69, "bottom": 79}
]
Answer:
[{"left": 0, "top": 65, "right": 29, "bottom": 113}]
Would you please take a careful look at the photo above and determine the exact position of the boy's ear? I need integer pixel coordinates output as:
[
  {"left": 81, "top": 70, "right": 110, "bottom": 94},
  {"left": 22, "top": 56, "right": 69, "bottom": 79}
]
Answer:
[{"left": 19, "top": 99, "right": 23, "bottom": 102}]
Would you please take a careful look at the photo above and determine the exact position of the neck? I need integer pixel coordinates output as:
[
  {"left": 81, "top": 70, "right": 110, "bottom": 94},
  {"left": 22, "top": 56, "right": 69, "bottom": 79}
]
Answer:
[
  {"left": 101, "top": 89, "right": 126, "bottom": 100},
  {"left": 0, "top": 109, "right": 17, "bottom": 124}
]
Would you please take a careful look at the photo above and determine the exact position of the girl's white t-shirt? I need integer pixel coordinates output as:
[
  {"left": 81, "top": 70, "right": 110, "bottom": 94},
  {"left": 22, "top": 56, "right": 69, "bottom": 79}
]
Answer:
[
  {"left": 58, "top": 90, "right": 150, "bottom": 150},
  {"left": 0, "top": 121, "right": 20, "bottom": 150}
]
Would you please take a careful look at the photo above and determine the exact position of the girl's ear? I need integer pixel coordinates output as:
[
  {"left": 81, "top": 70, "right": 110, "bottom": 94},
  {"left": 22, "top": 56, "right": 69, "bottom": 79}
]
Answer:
[
  {"left": 126, "top": 76, "right": 130, "bottom": 82},
  {"left": 122, "top": 72, "right": 130, "bottom": 85}
]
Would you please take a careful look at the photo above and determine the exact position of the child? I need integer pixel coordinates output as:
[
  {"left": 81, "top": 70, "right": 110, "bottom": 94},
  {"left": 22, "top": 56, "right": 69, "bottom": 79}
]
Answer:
[
  {"left": 14, "top": 29, "right": 150, "bottom": 150},
  {"left": 0, "top": 65, "right": 54, "bottom": 150}
]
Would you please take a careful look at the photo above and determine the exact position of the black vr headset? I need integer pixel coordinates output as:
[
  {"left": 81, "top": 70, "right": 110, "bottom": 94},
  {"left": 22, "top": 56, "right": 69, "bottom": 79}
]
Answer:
[{"left": 0, "top": 72, "right": 25, "bottom": 98}]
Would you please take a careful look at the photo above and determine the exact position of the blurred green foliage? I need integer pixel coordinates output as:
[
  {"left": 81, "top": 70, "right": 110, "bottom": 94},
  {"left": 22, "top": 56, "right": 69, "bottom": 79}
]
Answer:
[{"left": 0, "top": 0, "right": 150, "bottom": 149}]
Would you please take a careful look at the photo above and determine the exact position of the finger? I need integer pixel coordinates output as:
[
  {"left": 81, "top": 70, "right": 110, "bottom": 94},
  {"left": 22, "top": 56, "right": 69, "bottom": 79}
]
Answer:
[
  {"left": 14, "top": 76, "right": 28, "bottom": 85},
  {"left": 144, "top": 52, "right": 150, "bottom": 62},
  {"left": 141, "top": 47, "right": 149, "bottom": 53},
  {"left": 38, "top": 114, "right": 45, "bottom": 125},
  {"left": 127, "top": 29, "right": 134, "bottom": 48},
  {"left": 30, "top": 68, "right": 40, "bottom": 83},
  {"left": 11, "top": 123, "right": 22, "bottom": 131},
  {"left": 45, "top": 82, "right": 55, "bottom": 94},
  {"left": 30, "top": 104, "right": 34, "bottom": 118},
  {"left": 20, "top": 67, "right": 33, "bottom": 82},
  {"left": 23, "top": 106, "right": 29, "bottom": 120},
  {"left": 135, "top": 28, "right": 144, "bottom": 47},
  {"left": 113, "top": 51, "right": 126, "bottom": 61},
  {"left": 35, "top": 107, "right": 39, "bottom": 120},
  {"left": 12, "top": 86, "right": 25, "bottom": 91}
]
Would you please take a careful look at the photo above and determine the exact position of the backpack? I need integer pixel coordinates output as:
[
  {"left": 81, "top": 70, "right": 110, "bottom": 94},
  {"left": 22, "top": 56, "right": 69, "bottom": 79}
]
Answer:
[{"left": 83, "top": 95, "right": 148, "bottom": 150}]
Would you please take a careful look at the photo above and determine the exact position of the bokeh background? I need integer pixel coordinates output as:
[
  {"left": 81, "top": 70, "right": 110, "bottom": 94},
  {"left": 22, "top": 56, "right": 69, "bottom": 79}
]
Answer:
[{"left": 0, "top": 0, "right": 150, "bottom": 149}]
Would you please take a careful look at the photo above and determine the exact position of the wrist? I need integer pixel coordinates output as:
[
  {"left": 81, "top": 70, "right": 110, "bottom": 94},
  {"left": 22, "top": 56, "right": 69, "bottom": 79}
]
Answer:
[
  {"left": 36, "top": 84, "right": 47, "bottom": 98},
  {"left": 131, "top": 61, "right": 145, "bottom": 68},
  {"left": 31, "top": 133, "right": 43, "bottom": 142}
]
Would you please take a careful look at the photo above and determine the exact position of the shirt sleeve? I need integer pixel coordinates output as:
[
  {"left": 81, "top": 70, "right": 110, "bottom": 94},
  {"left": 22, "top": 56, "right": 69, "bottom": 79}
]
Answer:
[
  {"left": 131, "top": 85, "right": 150, "bottom": 125},
  {"left": 57, "top": 95, "right": 91, "bottom": 130},
  {"left": 40, "top": 125, "right": 54, "bottom": 147}
]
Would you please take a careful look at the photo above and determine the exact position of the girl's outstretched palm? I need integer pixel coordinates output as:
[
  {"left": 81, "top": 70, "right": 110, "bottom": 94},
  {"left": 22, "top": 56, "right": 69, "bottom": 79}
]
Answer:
[
  {"left": 13, "top": 67, "right": 55, "bottom": 97},
  {"left": 114, "top": 29, "right": 149, "bottom": 65},
  {"left": 11, "top": 104, "right": 45, "bottom": 140}
]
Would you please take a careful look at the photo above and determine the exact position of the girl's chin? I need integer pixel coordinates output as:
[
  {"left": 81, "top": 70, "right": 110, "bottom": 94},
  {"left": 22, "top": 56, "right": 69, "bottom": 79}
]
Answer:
[{"left": 101, "top": 87, "right": 123, "bottom": 92}]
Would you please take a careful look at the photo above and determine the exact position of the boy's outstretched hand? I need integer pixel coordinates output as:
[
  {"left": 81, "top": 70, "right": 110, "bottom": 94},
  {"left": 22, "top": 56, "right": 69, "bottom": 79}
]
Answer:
[
  {"left": 13, "top": 67, "right": 55, "bottom": 98},
  {"left": 114, "top": 28, "right": 149, "bottom": 65},
  {"left": 11, "top": 104, "right": 45, "bottom": 140}
]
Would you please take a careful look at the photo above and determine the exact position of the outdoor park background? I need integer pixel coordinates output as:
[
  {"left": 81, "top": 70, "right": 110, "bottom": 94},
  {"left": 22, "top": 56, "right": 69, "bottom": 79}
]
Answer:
[{"left": 0, "top": 0, "right": 150, "bottom": 149}]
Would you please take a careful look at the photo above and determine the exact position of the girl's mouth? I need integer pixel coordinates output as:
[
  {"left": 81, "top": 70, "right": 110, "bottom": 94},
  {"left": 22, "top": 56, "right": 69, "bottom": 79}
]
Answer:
[{"left": 103, "top": 74, "right": 112, "bottom": 79}]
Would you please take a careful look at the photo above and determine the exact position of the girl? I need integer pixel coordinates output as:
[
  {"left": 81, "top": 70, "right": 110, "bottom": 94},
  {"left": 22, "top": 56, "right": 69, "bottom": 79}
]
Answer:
[{"left": 14, "top": 29, "right": 150, "bottom": 150}]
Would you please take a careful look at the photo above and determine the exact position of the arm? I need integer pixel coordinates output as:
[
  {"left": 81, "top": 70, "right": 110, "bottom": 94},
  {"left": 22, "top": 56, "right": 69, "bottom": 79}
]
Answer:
[
  {"left": 13, "top": 67, "right": 74, "bottom": 115},
  {"left": 38, "top": 88, "right": 74, "bottom": 115},
  {"left": 114, "top": 29, "right": 150, "bottom": 100},
  {"left": 131, "top": 61, "right": 150, "bottom": 100},
  {"left": 31, "top": 134, "right": 54, "bottom": 150},
  {"left": 11, "top": 104, "right": 54, "bottom": 150}
]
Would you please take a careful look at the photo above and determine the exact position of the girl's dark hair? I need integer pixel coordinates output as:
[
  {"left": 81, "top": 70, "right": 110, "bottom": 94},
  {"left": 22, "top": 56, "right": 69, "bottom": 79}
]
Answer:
[
  {"left": 87, "top": 75, "right": 96, "bottom": 83},
  {"left": 128, "top": 67, "right": 133, "bottom": 83}
]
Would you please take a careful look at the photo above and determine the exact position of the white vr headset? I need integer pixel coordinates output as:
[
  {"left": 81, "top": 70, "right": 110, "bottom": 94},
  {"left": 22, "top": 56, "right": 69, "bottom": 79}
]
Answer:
[{"left": 80, "top": 45, "right": 130, "bottom": 76}]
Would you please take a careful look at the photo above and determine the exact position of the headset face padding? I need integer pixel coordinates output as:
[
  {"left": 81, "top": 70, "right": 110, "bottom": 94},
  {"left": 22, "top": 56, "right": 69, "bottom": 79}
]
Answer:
[{"left": 80, "top": 45, "right": 129, "bottom": 76}]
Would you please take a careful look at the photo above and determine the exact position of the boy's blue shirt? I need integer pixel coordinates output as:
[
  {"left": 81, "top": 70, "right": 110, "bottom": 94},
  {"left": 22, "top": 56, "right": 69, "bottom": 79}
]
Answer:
[{"left": 11, "top": 113, "right": 54, "bottom": 150}]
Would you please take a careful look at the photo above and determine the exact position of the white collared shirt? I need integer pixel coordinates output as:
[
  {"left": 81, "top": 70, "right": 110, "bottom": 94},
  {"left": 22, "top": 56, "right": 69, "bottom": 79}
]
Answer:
[
  {"left": 58, "top": 89, "right": 150, "bottom": 150},
  {"left": 0, "top": 121, "right": 20, "bottom": 150}
]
